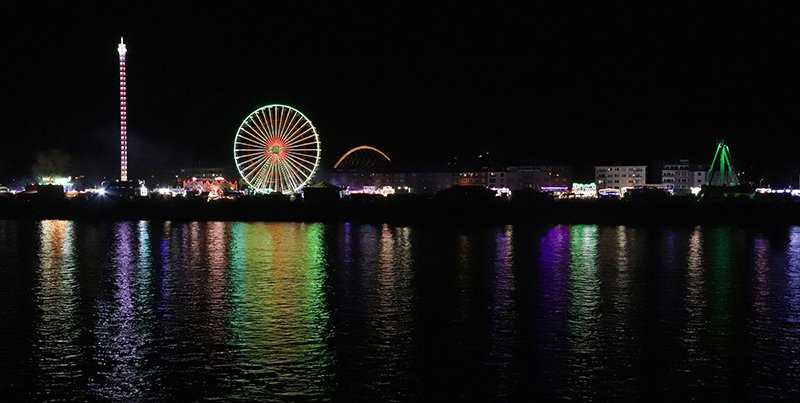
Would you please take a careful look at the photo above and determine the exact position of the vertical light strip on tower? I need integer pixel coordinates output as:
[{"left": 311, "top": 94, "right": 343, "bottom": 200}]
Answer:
[{"left": 118, "top": 37, "right": 128, "bottom": 181}]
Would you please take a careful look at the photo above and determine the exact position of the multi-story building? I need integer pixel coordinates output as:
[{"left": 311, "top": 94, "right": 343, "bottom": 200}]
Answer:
[
  {"left": 505, "top": 165, "right": 571, "bottom": 190},
  {"left": 327, "top": 165, "right": 572, "bottom": 195},
  {"left": 595, "top": 165, "right": 646, "bottom": 189},
  {"left": 691, "top": 169, "right": 707, "bottom": 187},
  {"left": 661, "top": 159, "right": 691, "bottom": 191}
]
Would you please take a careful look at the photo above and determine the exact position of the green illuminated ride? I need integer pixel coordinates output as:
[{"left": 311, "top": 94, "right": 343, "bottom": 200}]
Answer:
[
  {"left": 704, "top": 139, "right": 740, "bottom": 187},
  {"left": 699, "top": 139, "right": 752, "bottom": 199}
]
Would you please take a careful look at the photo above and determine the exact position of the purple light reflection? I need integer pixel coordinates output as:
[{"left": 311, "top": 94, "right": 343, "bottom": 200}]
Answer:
[{"left": 90, "top": 221, "right": 153, "bottom": 400}]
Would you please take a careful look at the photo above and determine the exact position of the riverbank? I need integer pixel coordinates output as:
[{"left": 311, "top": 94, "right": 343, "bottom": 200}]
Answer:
[{"left": 2, "top": 195, "right": 799, "bottom": 225}]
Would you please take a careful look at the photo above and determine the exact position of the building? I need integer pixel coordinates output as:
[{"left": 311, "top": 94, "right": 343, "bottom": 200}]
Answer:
[
  {"left": 691, "top": 165, "right": 708, "bottom": 187},
  {"left": 595, "top": 165, "right": 646, "bottom": 189},
  {"left": 505, "top": 165, "right": 571, "bottom": 190},
  {"left": 327, "top": 165, "right": 572, "bottom": 195},
  {"left": 661, "top": 159, "right": 691, "bottom": 191}
]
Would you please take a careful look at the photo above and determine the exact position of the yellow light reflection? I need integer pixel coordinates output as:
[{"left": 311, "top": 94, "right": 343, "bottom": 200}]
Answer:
[
  {"left": 33, "top": 220, "right": 80, "bottom": 399},
  {"left": 227, "top": 222, "right": 331, "bottom": 398}
]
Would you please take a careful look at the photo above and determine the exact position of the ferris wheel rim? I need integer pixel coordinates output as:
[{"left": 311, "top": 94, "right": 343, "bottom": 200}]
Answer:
[{"left": 233, "top": 104, "right": 321, "bottom": 194}]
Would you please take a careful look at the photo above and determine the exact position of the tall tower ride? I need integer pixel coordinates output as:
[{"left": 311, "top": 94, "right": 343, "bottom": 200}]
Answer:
[{"left": 117, "top": 37, "right": 128, "bottom": 181}]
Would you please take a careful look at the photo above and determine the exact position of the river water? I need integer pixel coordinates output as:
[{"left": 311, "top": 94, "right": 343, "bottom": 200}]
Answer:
[{"left": 0, "top": 220, "right": 798, "bottom": 401}]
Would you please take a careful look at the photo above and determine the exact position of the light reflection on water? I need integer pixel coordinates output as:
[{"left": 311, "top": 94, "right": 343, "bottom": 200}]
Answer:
[
  {"left": 91, "top": 221, "right": 154, "bottom": 400},
  {"left": 486, "top": 225, "right": 517, "bottom": 400},
  {"left": 1, "top": 221, "right": 800, "bottom": 400},
  {"left": 34, "top": 220, "right": 81, "bottom": 400},
  {"left": 566, "top": 225, "right": 601, "bottom": 400}
]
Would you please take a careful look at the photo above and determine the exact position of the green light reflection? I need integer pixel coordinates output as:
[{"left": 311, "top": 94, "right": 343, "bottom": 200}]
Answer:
[
  {"left": 566, "top": 225, "right": 601, "bottom": 399},
  {"left": 227, "top": 222, "right": 331, "bottom": 399}
]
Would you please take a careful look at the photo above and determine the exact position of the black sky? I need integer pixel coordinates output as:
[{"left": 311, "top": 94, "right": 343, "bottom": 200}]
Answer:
[{"left": 2, "top": 2, "right": 800, "bottom": 184}]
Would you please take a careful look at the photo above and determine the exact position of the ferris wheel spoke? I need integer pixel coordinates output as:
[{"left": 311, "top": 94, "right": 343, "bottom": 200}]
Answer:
[
  {"left": 247, "top": 115, "right": 269, "bottom": 138},
  {"left": 245, "top": 166, "right": 265, "bottom": 192},
  {"left": 245, "top": 152, "right": 270, "bottom": 173},
  {"left": 241, "top": 123, "right": 270, "bottom": 146},
  {"left": 264, "top": 157, "right": 278, "bottom": 190},
  {"left": 236, "top": 127, "right": 264, "bottom": 145},
  {"left": 276, "top": 163, "right": 290, "bottom": 193},
  {"left": 282, "top": 161, "right": 303, "bottom": 192},
  {"left": 249, "top": 164, "right": 267, "bottom": 191},
  {"left": 237, "top": 152, "right": 266, "bottom": 168},
  {"left": 237, "top": 156, "right": 268, "bottom": 172},
  {"left": 270, "top": 161, "right": 283, "bottom": 192},
  {"left": 238, "top": 159, "right": 263, "bottom": 179},
  {"left": 234, "top": 143, "right": 264, "bottom": 153},
  {"left": 284, "top": 151, "right": 318, "bottom": 167},
  {"left": 260, "top": 157, "right": 278, "bottom": 191},
  {"left": 235, "top": 139, "right": 264, "bottom": 148},
  {"left": 268, "top": 107, "right": 280, "bottom": 139},
  {"left": 235, "top": 149, "right": 265, "bottom": 156},
  {"left": 247, "top": 121, "right": 270, "bottom": 147},
  {"left": 278, "top": 107, "right": 291, "bottom": 143},
  {"left": 284, "top": 159, "right": 316, "bottom": 179},
  {"left": 284, "top": 136, "right": 315, "bottom": 152},
  {"left": 282, "top": 119, "right": 307, "bottom": 141},
  {"left": 241, "top": 155, "right": 269, "bottom": 182},
  {"left": 286, "top": 122, "right": 313, "bottom": 140},
  {"left": 284, "top": 159, "right": 316, "bottom": 178},
  {"left": 283, "top": 109, "right": 302, "bottom": 137},
  {"left": 283, "top": 157, "right": 311, "bottom": 188},
  {"left": 274, "top": 157, "right": 300, "bottom": 192},
  {"left": 284, "top": 128, "right": 316, "bottom": 147},
  {"left": 262, "top": 108, "right": 279, "bottom": 139},
  {"left": 236, "top": 152, "right": 268, "bottom": 164},
  {"left": 286, "top": 134, "right": 319, "bottom": 147},
  {"left": 269, "top": 158, "right": 282, "bottom": 188},
  {"left": 235, "top": 139, "right": 266, "bottom": 150},
  {"left": 284, "top": 109, "right": 303, "bottom": 144},
  {"left": 255, "top": 109, "right": 269, "bottom": 139},
  {"left": 285, "top": 139, "right": 320, "bottom": 149},
  {"left": 278, "top": 111, "right": 303, "bottom": 144},
  {"left": 283, "top": 164, "right": 313, "bottom": 190},
  {"left": 251, "top": 113, "right": 273, "bottom": 143},
  {"left": 275, "top": 121, "right": 292, "bottom": 147},
  {"left": 265, "top": 108, "right": 278, "bottom": 141},
  {"left": 281, "top": 156, "right": 305, "bottom": 181}
]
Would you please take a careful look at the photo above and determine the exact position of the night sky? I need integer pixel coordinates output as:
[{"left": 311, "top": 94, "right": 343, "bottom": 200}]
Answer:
[{"left": 2, "top": 2, "right": 799, "bottom": 184}]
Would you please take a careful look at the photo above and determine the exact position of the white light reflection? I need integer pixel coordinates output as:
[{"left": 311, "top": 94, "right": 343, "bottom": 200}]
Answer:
[
  {"left": 683, "top": 226, "right": 707, "bottom": 373},
  {"left": 487, "top": 224, "right": 517, "bottom": 400}
]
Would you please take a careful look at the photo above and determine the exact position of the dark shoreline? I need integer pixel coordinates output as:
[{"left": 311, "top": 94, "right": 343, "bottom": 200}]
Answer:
[{"left": 2, "top": 196, "right": 800, "bottom": 225}]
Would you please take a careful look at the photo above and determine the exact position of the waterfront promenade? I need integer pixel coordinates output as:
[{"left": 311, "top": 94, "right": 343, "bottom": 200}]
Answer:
[{"left": 1, "top": 194, "right": 798, "bottom": 225}]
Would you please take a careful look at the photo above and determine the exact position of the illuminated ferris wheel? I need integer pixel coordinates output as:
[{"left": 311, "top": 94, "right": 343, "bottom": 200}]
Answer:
[{"left": 233, "top": 104, "right": 321, "bottom": 194}]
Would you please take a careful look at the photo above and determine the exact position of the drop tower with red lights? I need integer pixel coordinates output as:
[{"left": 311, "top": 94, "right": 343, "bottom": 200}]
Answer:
[{"left": 117, "top": 37, "right": 128, "bottom": 181}]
